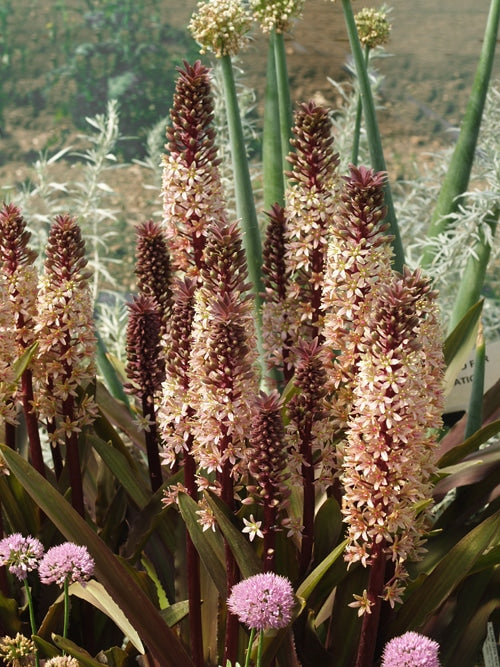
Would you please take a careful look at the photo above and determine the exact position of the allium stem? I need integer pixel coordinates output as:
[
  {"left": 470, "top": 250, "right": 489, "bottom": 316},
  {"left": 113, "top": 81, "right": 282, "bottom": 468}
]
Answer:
[
  {"left": 23, "top": 579, "right": 40, "bottom": 667},
  {"left": 340, "top": 0, "right": 404, "bottom": 272},
  {"left": 244, "top": 627, "right": 256, "bottom": 667},
  {"left": 63, "top": 578, "right": 70, "bottom": 642}
]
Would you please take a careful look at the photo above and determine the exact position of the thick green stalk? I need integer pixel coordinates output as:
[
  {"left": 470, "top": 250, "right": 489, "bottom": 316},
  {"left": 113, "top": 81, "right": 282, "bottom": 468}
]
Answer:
[
  {"left": 273, "top": 31, "right": 294, "bottom": 183},
  {"left": 219, "top": 54, "right": 266, "bottom": 375},
  {"left": 340, "top": 0, "right": 405, "bottom": 272},
  {"left": 447, "top": 209, "right": 498, "bottom": 334},
  {"left": 263, "top": 35, "right": 285, "bottom": 210},
  {"left": 351, "top": 45, "right": 370, "bottom": 165},
  {"left": 422, "top": 0, "right": 500, "bottom": 268}
]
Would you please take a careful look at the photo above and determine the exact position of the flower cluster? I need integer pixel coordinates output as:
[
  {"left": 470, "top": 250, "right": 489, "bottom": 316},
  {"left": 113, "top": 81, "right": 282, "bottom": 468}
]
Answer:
[
  {"left": 189, "top": 0, "right": 252, "bottom": 57},
  {"left": 322, "top": 165, "right": 393, "bottom": 430},
  {"left": 262, "top": 102, "right": 339, "bottom": 374},
  {"left": 34, "top": 215, "right": 97, "bottom": 447},
  {"left": 0, "top": 633, "right": 35, "bottom": 666},
  {"left": 341, "top": 269, "right": 443, "bottom": 605},
  {"left": 355, "top": 7, "right": 391, "bottom": 50},
  {"left": 227, "top": 573, "right": 295, "bottom": 631},
  {"left": 162, "top": 60, "right": 226, "bottom": 276},
  {"left": 381, "top": 632, "right": 441, "bottom": 667},
  {"left": 39, "top": 542, "right": 95, "bottom": 587},
  {"left": 250, "top": 0, "right": 305, "bottom": 34},
  {"left": 0, "top": 534, "right": 44, "bottom": 582}
]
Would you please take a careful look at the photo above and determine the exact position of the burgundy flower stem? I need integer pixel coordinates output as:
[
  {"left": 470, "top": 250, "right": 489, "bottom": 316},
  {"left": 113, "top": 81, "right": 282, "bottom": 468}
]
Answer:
[
  {"left": 184, "top": 436, "right": 204, "bottom": 667},
  {"left": 21, "top": 369, "right": 46, "bottom": 478},
  {"left": 46, "top": 416, "right": 63, "bottom": 479},
  {"left": 4, "top": 421, "right": 16, "bottom": 449},
  {"left": 299, "top": 418, "right": 315, "bottom": 578},
  {"left": 141, "top": 395, "right": 162, "bottom": 492},
  {"left": 221, "top": 453, "right": 240, "bottom": 667},
  {"left": 63, "top": 394, "right": 85, "bottom": 517},
  {"left": 263, "top": 503, "right": 277, "bottom": 572},
  {"left": 354, "top": 542, "right": 386, "bottom": 667}
]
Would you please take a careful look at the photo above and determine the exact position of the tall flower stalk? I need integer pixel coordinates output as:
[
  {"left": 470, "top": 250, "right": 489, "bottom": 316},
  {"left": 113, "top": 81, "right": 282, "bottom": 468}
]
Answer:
[
  {"left": 189, "top": 220, "right": 259, "bottom": 664},
  {"left": 125, "top": 295, "right": 164, "bottom": 491},
  {"left": 341, "top": 269, "right": 443, "bottom": 667},
  {"left": 0, "top": 203, "right": 45, "bottom": 477},
  {"left": 34, "top": 215, "right": 97, "bottom": 515}
]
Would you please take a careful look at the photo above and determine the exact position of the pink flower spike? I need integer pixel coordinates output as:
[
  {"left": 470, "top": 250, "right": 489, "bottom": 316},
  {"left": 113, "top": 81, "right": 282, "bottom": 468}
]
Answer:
[
  {"left": 39, "top": 542, "right": 94, "bottom": 587},
  {"left": 227, "top": 573, "right": 295, "bottom": 631},
  {"left": 381, "top": 631, "right": 441, "bottom": 667},
  {"left": 0, "top": 533, "right": 44, "bottom": 581}
]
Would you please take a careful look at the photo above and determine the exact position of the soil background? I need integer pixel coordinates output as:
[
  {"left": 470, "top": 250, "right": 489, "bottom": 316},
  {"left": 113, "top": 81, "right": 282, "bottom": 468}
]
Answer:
[{"left": 1, "top": 0, "right": 499, "bottom": 223}]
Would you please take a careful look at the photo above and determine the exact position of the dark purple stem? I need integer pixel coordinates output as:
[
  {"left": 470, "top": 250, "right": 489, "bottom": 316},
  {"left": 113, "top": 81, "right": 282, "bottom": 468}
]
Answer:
[
  {"left": 263, "top": 504, "right": 277, "bottom": 572},
  {"left": 142, "top": 395, "right": 162, "bottom": 492},
  {"left": 354, "top": 543, "right": 386, "bottom": 667},
  {"left": 63, "top": 394, "right": 84, "bottom": 517},
  {"left": 21, "top": 369, "right": 46, "bottom": 478},
  {"left": 221, "top": 456, "right": 239, "bottom": 666},
  {"left": 184, "top": 432, "right": 204, "bottom": 667},
  {"left": 299, "top": 417, "right": 315, "bottom": 577}
]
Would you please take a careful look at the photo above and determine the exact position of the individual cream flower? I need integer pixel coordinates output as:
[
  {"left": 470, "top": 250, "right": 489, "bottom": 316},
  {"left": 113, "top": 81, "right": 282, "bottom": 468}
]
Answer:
[
  {"left": 242, "top": 515, "right": 264, "bottom": 541},
  {"left": 227, "top": 573, "right": 295, "bottom": 630},
  {"left": 189, "top": 0, "right": 252, "bottom": 57}
]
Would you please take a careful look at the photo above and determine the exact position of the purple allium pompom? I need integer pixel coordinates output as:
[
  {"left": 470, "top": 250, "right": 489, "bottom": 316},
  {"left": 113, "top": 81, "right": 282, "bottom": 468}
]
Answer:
[
  {"left": 0, "top": 533, "right": 44, "bottom": 581},
  {"left": 227, "top": 572, "right": 295, "bottom": 631},
  {"left": 39, "top": 542, "right": 94, "bottom": 587},
  {"left": 381, "top": 631, "right": 441, "bottom": 667}
]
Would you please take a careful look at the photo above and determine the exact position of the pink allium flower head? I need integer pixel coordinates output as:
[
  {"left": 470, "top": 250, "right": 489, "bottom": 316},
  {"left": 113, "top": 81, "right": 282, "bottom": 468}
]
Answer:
[
  {"left": 39, "top": 542, "right": 94, "bottom": 587},
  {"left": 0, "top": 533, "right": 44, "bottom": 581},
  {"left": 381, "top": 632, "right": 441, "bottom": 667},
  {"left": 227, "top": 573, "right": 295, "bottom": 631}
]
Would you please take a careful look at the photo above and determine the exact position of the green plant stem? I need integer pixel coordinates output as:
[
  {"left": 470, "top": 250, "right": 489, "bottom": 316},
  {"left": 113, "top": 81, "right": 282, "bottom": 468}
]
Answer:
[
  {"left": 244, "top": 627, "right": 256, "bottom": 667},
  {"left": 447, "top": 208, "right": 498, "bottom": 334},
  {"left": 421, "top": 0, "right": 500, "bottom": 268},
  {"left": 263, "top": 36, "right": 285, "bottom": 210},
  {"left": 351, "top": 45, "right": 370, "bottom": 165},
  {"left": 219, "top": 54, "right": 266, "bottom": 379},
  {"left": 273, "top": 30, "right": 293, "bottom": 185},
  {"left": 63, "top": 578, "right": 70, "bottom": 644},
  {"left": 340, "top": 0, "right": 404, "bottom": 272},
  {"left": 23, "top": 579, "right": 40, "bottom": 667},
  {"left": 63, "top": 395, "right": 85, "bottom": 518},
  {"left": 256, "top": 629, "right": 264, "bottom": 667}
]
